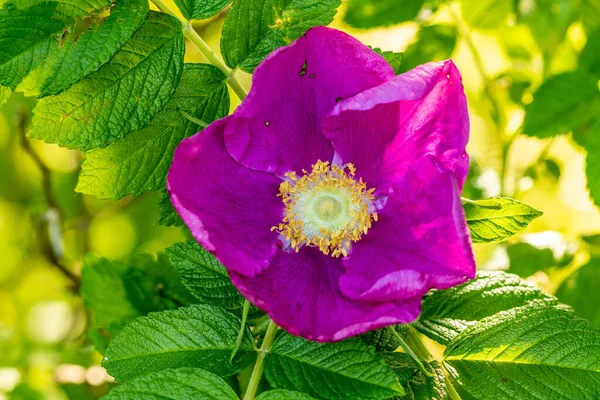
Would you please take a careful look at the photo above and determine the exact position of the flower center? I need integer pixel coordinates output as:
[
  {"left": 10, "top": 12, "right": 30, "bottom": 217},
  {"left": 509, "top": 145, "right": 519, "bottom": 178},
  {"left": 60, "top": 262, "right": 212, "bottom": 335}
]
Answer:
[
  {"left": 313, "top": 195, "right": 343, "bottom": 221},
  {"left": 273, "top": 160, "right": 378, "bottom": 257}
]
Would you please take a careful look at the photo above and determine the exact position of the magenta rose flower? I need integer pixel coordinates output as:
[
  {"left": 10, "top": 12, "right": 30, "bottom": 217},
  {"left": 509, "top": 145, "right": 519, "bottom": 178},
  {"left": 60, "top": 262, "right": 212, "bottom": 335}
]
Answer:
[{"left": 167, "top": 26, "right": 476, "bottom": 342}]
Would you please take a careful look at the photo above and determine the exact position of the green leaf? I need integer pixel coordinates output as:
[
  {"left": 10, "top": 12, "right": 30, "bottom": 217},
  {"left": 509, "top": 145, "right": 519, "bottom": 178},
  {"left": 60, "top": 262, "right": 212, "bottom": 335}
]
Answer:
[
  {"left": 507, "top": 242, "right": 556, "bottom": 277},
  {"left": 414, "top": 271, "right": 556, "bottom": 344},
  {"left": 122, "top": 253, "right": 198, "bottom": 313},
  {"left": 360, "top": 325, "right": 408, "bottom": 352},
  {"left": 542, "top": 158, "right": 562, "bottom": 181},
  {"left": 220, "top": 0, "right": 340, "bottom": 72},
  {"left": 580, "top": 29, "right": 600, "bottom": 78},
  {"left": 81, "top": 254, "right": 197, "bottom": 343},
  {"left": 102, "top": 367, "right": 238, "bottom": 399},
  {"left": 461, "top": 159, "right": 485, "bottom": 199},
  {"left": 0, "top": 0, "right": 108, "bottom": 89},
  {"left": 265, "top": 333, "right": 404, "bottom": 399},
  {"left": 522, "top": 71, "right": 600, "bottom": 138},
  {"left": 460, "top": 0, "right": 512, "bottom": 30},
  {"left": 156, "top": 189, "right": 184, "bottom": 227},
  {"left": 463, "top": 197, "right": 542, "bottom": 243},
  {"left": 29, "top": 11, "right": 185, "bottom": 151},
  {"left": 166, "top": 240, "right": 254, "bottom": 316},
  {"left": 381, "top": 353, "right": 446, "bottom": 400},
  {"left": 371, "top": 48, "right": 402, "bottom": 75},
  {"left": 0, "top": 85, "right": 11, "bottom": 108},
  {"left": 500, "top": 71, "right": 533, "bottom": 105},
  {"left": 24, "top": 0, "right": 149, "bottom": 96},
  {"left": 582, "top": 232, "right": 600, "bottom": 247},
  {"left": 585, "top": 119, "right": 600, "bottom": 208},
  {"left": 0, "top": 0, "right": 149, "bottom": 96},
  {"left": 81, "top": 255, "right": 142, "bottom": 329},
  {"left": 174, "top": 0, "right": 232, "bottom": 20},
  {"left": 256, "top": 390, "right": 318, "bottom": 400},
  {"left": 582, "top": 0, "right": 600, "bottom": 34},
  {"left": 9, "top": 383, "right": 45, "bottom": 400},
  {"left": 444, "top": 302, "right": 600, "bottom": 399},
  {"left": 519, "top": 0, "right": 579, "bottom": 57},
  {"left": 496, "top": 24, "right": 536, "bottom": 61},
  {"left": 76, "top": 63, "right": 228, "bottom": 199},
  {"left": 344, "top": 0, "right": 424, "bottom": 29},
  {"left": 103, "top": 304, "right": 256, "bottom": 381},
  {"left": 556, "top": 258, "right": 600, "bottom": 328},
  {"left": 399, "top": 25, "right": 457, "bottom": 73}
]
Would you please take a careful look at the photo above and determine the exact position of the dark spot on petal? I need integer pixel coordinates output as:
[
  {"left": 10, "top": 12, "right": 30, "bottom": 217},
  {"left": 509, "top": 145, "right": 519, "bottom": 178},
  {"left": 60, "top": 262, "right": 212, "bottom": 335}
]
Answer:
[
  {"left": 299, "top": 61, "right": 307, "bottom": 76},
  {"left": 336, "top": 97, "right": 342, "bottom": 102},
  {"left": 309, "top": 73, "right": 314, "bottom": 78}
]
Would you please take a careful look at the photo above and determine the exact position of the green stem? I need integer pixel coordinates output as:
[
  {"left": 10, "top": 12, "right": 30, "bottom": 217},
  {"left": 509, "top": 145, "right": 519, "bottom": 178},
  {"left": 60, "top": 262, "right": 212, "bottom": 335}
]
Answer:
[
  {"left": 500, "top": 135, "right": 516, "bottom": 196},
  {"left": 388, "top": 326, "right": 433, "bottom": 377},
  {"left": 449, "top": 6, "right": 508, "bottom": 194},
  {"left": 231, "top": 300, "right": 251, "bottom": 363},
  {"left": 407, "top": 326, "right": 462, "bottom": 399},
  {"left": 244, "top": 320, "right": 278, "bottom": 400},
  {"left": 445, "top": 373, "right": 462, "bottom": 400},
  {"left": 150, "top": 0, "right": 247, "bottom": 100},
  {"left": 448, "top": 7, "right": 502, "bottom": 128}
]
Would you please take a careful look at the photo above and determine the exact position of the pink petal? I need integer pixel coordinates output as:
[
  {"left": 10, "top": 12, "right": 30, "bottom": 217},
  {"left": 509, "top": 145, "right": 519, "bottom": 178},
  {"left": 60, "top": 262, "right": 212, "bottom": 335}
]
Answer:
[
  {"left": 231, "top": 247, "right": 421, "bottom": 342},
  {"left": 167, "top": 117, "right": 283, "bottom": 277},
  {"left": 340, "top": 155, "right": 476, "bottom": 302},
  {"left": 322, "top": 60, "right": 470, "bottom": 193},
  {"left": 224, "top": 26, "right": 394, "bottom": 176}
]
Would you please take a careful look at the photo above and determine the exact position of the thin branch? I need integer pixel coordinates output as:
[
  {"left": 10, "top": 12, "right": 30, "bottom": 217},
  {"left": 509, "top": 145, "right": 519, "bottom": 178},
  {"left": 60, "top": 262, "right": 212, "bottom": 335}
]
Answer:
[
  {"left": 17, "top": 107, "right": 81, "bottom": 291},
  {"left": 18, "top": 109, "right": 58, "bottom": 210},
  {"left": 150, "top": 0, "right": 248, "bottom": 101},
  {"left": 243, "top": 320, "right": 278, "bottom": 400},
  {"left": 448, "top": 6, "right": 502, "bottom": 127}
]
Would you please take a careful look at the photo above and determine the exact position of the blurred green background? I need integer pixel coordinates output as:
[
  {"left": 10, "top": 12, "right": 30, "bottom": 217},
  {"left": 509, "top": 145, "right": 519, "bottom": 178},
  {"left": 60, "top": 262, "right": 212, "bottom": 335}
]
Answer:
[{"left": 1, "top": 0, "right": 600, "bottom": 398}]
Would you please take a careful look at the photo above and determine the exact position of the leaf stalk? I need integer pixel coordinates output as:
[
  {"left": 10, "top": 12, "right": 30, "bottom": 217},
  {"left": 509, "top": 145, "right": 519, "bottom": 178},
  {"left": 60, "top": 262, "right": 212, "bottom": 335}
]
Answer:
[
  {"left": 231, "top": 300, "right": 251, "bottom": 363},
  {"left": 389, "top": 326, "right": 434, "bottom": 377}
]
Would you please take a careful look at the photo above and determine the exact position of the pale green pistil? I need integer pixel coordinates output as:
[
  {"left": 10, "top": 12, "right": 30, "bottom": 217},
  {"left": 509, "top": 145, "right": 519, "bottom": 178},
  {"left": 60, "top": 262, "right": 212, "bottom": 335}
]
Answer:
[{"left": 313, "top": 195, "right": 343, "bottom": 222}]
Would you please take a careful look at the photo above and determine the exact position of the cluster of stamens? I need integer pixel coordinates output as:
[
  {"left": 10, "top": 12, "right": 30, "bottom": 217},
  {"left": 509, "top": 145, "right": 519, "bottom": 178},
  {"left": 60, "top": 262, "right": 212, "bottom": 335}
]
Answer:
[{"left": 272, "top": 160, "right": 377, "bottom": 257}]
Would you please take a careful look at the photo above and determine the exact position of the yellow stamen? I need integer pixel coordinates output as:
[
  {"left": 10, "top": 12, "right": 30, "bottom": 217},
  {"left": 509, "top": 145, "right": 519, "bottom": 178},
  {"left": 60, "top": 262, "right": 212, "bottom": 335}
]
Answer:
[{"left": 273, "top": 160, "right": 377, "bottom": 257}]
